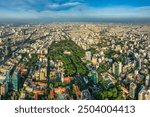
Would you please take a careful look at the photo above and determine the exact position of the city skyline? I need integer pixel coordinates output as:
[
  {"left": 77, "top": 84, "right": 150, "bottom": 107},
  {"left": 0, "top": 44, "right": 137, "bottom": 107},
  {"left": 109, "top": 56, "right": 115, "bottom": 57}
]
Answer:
[{"left": 0, "top": 0, "right": 150, "bottom": 23}]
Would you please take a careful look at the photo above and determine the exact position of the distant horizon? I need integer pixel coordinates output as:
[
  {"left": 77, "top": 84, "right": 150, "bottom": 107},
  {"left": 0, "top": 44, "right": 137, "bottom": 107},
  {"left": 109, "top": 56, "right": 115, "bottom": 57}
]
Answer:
[{"left": 0, "top": 17, "right": 150, "bottom": 25}]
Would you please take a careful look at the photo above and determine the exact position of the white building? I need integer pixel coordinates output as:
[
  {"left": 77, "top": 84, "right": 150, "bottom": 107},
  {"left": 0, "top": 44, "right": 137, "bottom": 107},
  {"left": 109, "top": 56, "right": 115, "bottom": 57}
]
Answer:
[{"left": 85, "top": 51, "right": 92, "bottom": 61}]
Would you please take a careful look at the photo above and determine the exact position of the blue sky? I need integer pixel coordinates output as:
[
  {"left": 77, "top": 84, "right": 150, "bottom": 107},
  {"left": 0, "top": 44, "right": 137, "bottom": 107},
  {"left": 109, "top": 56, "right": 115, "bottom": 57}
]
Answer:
[{"left": 0, "top": 0, "right": 150, "bottom": 22}]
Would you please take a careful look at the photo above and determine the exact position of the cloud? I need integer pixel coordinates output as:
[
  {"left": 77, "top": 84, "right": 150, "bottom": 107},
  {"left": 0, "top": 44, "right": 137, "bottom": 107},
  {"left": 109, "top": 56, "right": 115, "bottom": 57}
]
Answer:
[
  {"left": 63, "top": 2, "right": 81, "bottom": 7},
  {"left": 48, "top": 2, "right": 81, "bottom": 9},
  {"left": 70, "top": 5, "right": 150, "bottom": 18},
  {"left": 0, "top": 0, "right": 150, "bottom": 22},
  {"left": 1, "top": 6, "right": 150, "bottom": 19}
]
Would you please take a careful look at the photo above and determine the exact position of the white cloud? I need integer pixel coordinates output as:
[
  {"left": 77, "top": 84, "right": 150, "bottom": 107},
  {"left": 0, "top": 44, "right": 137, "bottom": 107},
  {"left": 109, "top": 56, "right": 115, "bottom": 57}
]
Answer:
[
  {"left": 48, "top": 3, "right": 60, "bottom": 9},
  {"left": 63, "top": 2, "right": 81, "bottom": 7},
  {"left": 0, "top": 5, "right": 150, "bottom": 21},
  {"left": 48, "top": 2, "right": 81, "bottom": 9}
]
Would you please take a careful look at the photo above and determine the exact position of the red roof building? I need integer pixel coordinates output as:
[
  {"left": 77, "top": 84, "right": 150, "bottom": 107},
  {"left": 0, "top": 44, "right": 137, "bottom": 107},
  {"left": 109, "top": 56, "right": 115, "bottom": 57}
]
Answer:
[{"left": 49, "top": 90, "right": 54, "bottom": 99}]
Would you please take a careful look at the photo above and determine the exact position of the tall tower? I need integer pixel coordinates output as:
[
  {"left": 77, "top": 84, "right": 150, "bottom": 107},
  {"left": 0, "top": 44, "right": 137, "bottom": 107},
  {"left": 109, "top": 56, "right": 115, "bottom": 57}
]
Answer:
[
  {"left": 61, "top": 72, "right": 64, "bottom": 83},
  {"left": 39, "top": 71, "right": 45, "bottom": 80},
  {"left": 112, "top": 62, "right": 122, "bottom": 76},
  {"left": 145, "top": 75, "right": 150, "bottom": 87},
  {"left": 138, "top": 59, "right": 142, "bottom": 70},
  {"left": 39, "top": 68, "right": 47, "bottom": 80},
  {"left": 0, "top": 31, "right": 2, "bottom": 37},
  {"left": 6, "top": 69, "right": 12, "bottom": 91},
  {"left": 12, "top": 71, "right": 19, "bottom": 92},
  {"left": 129, "top": 82, "right": 137, "bottom": 99},
  {"left": 88, "top": 70, "right": 98, "bottom": 84},
  {"left": 138, "top": 90, "right": 146, "bottom": 100}
]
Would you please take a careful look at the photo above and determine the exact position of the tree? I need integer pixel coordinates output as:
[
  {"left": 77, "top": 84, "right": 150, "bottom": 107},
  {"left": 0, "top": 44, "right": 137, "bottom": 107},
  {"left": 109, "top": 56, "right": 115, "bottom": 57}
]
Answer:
[
  {"left": 54, "top": 82, "right": 59, "bottom": 88},
  {"left": 49, "top": 83, "right": 53, "bottom": 89},
  {"left": 62, "top": 82, "right": 66, "bottom": 87},
  {"left": 89, "top": 48, "right": 97, "bottom": 54},
  {"left": 30, "top": 92, "right": 34, "bottom": 97}
]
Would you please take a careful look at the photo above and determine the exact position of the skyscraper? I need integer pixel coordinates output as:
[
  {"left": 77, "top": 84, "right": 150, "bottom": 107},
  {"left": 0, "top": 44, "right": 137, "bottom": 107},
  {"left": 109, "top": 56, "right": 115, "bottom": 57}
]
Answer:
[
  {"left": 145, "top": 75, "right": 150, "bottom": 87},
  {"left": 112, "top": 62, "right": 122, "bottom": 76},
  {"left": 0, "top": 83, "right": 7, "bottom": 96},
  {"left": 39, "top": 68, "right": 47, "bottom": 80},
  {"left": 6, "top": 69, "right": 12, "bottom": 91},
  {"left": 148, "top": 34, "right": 150, "bottom": 45},
  {"left": 138, "top": 59, "right": 142, "bottom": 70},
  {"left": 61, "top": 72, "right": 64, "bottom": 83},
  {"left": 0, "top": 31, "right": 2, "bottom": 37},
  {"left": 12, "top": 71, "right": 20, "bottom": 92},
  {"left": 88, "top": 70, "right": 99, "bottom": 84},
  {"left": 138, "top": 89, "right": 146, "bottom": 100},
  {"left": 129, "top": 82, "right": 137, "bottom": 99},
  {"left": 39, "top": 71, "right": 45, "bottom": 80}
]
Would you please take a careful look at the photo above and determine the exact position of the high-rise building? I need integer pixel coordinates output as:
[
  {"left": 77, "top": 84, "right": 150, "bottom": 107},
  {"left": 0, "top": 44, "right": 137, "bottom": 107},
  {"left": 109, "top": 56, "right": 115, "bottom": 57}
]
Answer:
[
  {"left": 145, "top": 89, "right": 150, "bottom": 100},
  {"left": 39, "top": 68, "right": 47, "bottom": 80},
  {"left": 61, "top": 72, "right": 64, "bottom": 83},
  {"left": 137, "top": 59, "right": 142, "bottom": 70},
  {"left": 0, "top": 31, "right": 2, "bottom": 37},
  {"left": 85, "top": 51, "right": 92, "bottom": 61},
  {"left": 138, "top": 85, "right": 146, "bottom": 100},
  {"left": 145, "top": 75, "right": 150, "bottom": 87},
  {"left": 6, "top": 69, "right": 12, "bottom": 91},
  {"left": 138, "top": 89, "right": 146, "bottom": 100},
  {"left": 148, "top": 35, "right": 150, "bottom": 45},
  {"left": 39, "top": 71, "right": 45, "bottom": 80},
  {"left": 138, "top": 88, "right": 150, "bottom": 100},
  {"left": 129, "top": 82, "right": 137, "bottom": 99},
  {"left": 0, "top": 83, "right": 7, "bottom": 96},
  {"left": 0, "top": 74, "right": 8, "bottom": 98},
  {"left": 4, "top": 45, "right": 11, "bottom": 55},
  {"left": 12, "top": 71, "right": 20, "bottom": 92},
  {"left": 112, "top": 62, "right": 122, "bottom": 76},
  {"left": 88, "top": 70, "right": 98, "bottom": 84}
]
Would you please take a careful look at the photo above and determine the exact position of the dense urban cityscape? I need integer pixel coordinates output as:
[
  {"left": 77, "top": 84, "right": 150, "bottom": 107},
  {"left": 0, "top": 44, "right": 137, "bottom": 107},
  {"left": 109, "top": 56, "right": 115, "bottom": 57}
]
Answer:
[{"left": 0, "top": 23, "right": 150, "bottom": 100}]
